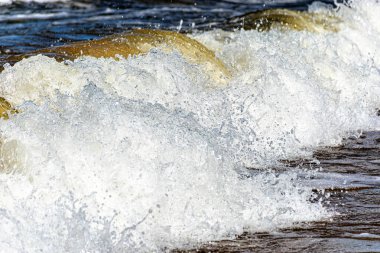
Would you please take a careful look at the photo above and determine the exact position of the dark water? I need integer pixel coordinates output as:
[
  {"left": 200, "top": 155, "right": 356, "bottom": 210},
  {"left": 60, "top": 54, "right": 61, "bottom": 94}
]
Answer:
[
  {"left": 0, "top": 0, "right": 335, "bottom": 54},
  {"left": 0, "top": 0, "right": 379, "bottom": 252},
  {"left": 179, "top": 132, "right": 380, "bottom": 252}
]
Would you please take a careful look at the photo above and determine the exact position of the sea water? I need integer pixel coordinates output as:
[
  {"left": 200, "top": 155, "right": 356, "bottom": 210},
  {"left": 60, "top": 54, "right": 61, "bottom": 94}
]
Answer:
[{"left": 0, "top": 0, "right": 379, "bottom": 252}]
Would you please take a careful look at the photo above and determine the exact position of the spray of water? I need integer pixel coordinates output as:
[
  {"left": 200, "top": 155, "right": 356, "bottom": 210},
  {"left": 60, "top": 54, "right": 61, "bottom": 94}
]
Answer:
[{"left": 0, "top": 0, "right": 379, "bottom": 252}]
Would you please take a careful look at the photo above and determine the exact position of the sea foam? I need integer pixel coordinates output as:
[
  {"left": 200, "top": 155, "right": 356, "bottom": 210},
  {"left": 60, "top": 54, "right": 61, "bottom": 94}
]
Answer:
[{"left": 0, "top": 0, "right": 379, "bottom": 252}]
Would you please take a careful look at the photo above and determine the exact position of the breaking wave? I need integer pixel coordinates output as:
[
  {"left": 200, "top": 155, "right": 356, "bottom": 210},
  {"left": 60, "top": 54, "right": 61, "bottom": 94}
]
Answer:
[{"left": 0, "top": 0, "right": 379, "bottom": 252}]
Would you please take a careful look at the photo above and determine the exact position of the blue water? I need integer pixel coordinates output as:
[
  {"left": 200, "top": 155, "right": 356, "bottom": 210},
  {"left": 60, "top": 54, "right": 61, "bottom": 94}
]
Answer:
[{"left": 0, "top": 0, "right": 335, "bottom": 53}]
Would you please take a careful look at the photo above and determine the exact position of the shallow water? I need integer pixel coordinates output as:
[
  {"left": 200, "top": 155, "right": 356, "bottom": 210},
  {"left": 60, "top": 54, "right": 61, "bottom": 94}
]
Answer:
[
  {"left": 180, "top": 131, "right": 380, "bottom": 252},
  {"left": 0, "top": 0, "right": 379, "bottom": 252}
]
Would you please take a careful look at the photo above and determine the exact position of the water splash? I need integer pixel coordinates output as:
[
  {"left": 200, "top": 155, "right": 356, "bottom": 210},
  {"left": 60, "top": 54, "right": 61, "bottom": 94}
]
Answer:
[{"left": 0, "top": 0, "right": 379, "bottom": 251}]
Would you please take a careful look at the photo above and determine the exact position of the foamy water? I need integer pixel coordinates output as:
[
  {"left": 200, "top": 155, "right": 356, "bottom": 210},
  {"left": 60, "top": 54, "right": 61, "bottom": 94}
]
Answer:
[
  {"left": 0, "top": 0, "right": 379, "bottom": 252},
  {"left": 0, "top": 0, "right": 69, "bottom": 5}
]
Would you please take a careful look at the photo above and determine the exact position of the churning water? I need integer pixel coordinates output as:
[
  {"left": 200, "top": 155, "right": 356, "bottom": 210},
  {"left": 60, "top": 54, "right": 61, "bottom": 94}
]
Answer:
[{"left": 0, "top": 0, "right": 379, "bottom": 252}]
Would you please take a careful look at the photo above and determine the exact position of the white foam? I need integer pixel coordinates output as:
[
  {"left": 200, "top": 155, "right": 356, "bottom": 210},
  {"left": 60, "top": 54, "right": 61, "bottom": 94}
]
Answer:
[
  {"left": 192, "top": 0, "right": 380, "bottom": 166},
  {"left": 0, "top": 0, "right": 379, "bottom": 251},
  {"left": 0, "top": 0, "right": 70, "bottom": 5},
  {"left": 0, "top": 12, "right": 70, "bottom": 22},
  {"left": 0, "top": 87, "right": 326, "bottom": 252}
]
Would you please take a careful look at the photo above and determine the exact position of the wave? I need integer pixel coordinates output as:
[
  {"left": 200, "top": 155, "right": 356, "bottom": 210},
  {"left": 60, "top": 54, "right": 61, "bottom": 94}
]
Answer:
[
  {"left": 0, "top": 0, "right": 71, "bottom": 5},
  {"left": 0, "top": 0, "right": 379, "bottom": 252},
  {"left": 0, "top": 12, "right": 70, "bottom": 22}
]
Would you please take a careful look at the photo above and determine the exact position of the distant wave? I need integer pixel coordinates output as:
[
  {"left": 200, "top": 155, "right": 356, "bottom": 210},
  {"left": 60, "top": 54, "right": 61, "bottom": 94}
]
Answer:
[{"left": 0, "top": 0, "right": 71, "bottom": 5}]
